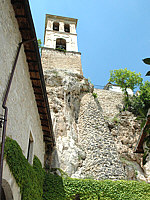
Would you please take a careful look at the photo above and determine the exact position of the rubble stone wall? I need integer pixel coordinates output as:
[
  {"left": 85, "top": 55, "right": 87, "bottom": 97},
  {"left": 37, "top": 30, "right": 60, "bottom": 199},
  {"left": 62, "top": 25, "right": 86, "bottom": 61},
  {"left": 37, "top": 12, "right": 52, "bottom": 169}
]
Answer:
[
  {"left": 41, "top": 47, "right": 83, "bottom": 74},
  {"left": 73, "top": 93, "right": 126, "bottom": 180},
  {"left": 94, "top": 89, "right": 123, "bottom": 120}
]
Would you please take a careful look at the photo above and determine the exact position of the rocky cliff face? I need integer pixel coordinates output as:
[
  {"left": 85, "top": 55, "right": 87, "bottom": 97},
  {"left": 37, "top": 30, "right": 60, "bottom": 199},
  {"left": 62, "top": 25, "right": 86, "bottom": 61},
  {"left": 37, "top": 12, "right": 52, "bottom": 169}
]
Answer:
[
  {"left": 44, "top": 69, "right": 93, "bottom": 176},
  {"left": 44, "top": 69, "right": 147, "bottom": 181}
]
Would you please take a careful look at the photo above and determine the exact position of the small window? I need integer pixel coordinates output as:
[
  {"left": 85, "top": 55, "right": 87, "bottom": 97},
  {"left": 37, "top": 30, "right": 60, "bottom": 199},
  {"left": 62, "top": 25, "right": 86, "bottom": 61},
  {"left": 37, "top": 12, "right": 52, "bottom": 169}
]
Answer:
[
  {"left": 56, "top": 38, "right": 66, "bottom": 50},
  {"left": 64, "top": 24, "right": 70, "bottom": 33},
  {"left": 53, "top": 22, "right": 59, "bottom": 31},
  {"left": 27, "top": 133, "right": 34, "bottom": 164}
]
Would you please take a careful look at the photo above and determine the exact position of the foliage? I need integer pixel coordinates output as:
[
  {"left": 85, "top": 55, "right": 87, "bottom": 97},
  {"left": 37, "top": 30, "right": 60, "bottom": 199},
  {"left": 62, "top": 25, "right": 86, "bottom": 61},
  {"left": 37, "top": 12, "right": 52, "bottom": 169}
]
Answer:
[
  {"left": 111, "top": 116, "right": 120, "bottom": 124},
  {"left": 109, "top": 68, "right": 143, "bottom": 91},
  {"left": 4, "top": 137, "right": 150, "bottom": 200},
  {"left": 56, "top": 48, "right": 66, "bottom": 52},
  {"left": 109, "top": 68, "right": 143, "bottom": 109},
  {"left": 129, "top": 81, "right": 150, "bottom": 126},
  {"left": 92, "top": 93, "right": 98, "bottom": 98},
  {"left": 38, "top": 39, "right": 42, "bottom": 49},
  {"left": 138, "top": 81, "right": 150, "bottom": 112},
  {"left": 50, "top": 168, "right": 69, "bottom": 178},
  {"left": 4, "top": 137, "right": 44, "bottom": 200},
  {"left": 43, "top": 172, "right": 150, "bottom": 200}
]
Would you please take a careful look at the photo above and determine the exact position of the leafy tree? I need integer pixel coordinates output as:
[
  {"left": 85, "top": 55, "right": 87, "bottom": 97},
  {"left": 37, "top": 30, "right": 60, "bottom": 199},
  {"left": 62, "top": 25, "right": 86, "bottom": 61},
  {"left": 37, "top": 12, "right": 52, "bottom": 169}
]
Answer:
[
  {"left": 130, "top": 81, "right": 150, "bottom": 126},
  {"left": 109, "top": 68, "right": 143, "bottom": 109}
]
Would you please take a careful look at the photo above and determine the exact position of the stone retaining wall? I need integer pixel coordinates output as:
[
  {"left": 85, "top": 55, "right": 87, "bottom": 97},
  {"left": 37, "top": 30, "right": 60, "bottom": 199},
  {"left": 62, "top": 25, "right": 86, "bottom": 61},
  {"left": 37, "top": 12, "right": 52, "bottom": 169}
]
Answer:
[
  {"left": 41, "top": 47, "right": 83, "bottom": 74},
  {"left": 72, "top": 93, "right": 126, "bottom": 180}
]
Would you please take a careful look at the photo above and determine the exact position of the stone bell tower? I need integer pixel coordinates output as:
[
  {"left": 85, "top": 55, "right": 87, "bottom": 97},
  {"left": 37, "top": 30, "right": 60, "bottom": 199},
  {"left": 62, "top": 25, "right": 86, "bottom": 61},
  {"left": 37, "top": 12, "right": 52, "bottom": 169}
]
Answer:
[{"left": 41, "top": 14, "right": 83, "bottom": 74}]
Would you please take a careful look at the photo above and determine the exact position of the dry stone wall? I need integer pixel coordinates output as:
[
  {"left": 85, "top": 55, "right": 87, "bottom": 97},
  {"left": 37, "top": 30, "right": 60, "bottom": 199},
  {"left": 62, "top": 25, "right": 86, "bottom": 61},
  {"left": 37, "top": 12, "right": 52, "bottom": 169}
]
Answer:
[
  {"left": 94, "top": 89, "right": 123, "bottom": 120},
  {"left": 94, "top": 89, "right": 149, "bottom": 182},
  {"left": 72, "top": 93, "right": 126, "bottom": 180}
]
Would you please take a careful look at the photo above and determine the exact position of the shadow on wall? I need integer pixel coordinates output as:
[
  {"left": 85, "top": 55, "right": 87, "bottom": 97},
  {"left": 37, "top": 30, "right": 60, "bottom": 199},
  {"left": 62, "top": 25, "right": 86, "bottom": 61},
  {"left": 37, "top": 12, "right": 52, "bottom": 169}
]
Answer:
[
  {"left": 2, "top": 179, "right": 14, "bottom": 200},
  {"left": 50, "top": 147, "right": 60, "bottom": 171},
  {"left": 93, "top": 97, "right": 103, "bottom": 113}
]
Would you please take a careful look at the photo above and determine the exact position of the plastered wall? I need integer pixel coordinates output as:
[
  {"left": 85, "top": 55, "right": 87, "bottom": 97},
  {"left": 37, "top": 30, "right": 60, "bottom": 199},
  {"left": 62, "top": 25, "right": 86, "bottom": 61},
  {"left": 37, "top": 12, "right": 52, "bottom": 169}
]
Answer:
[{"left": 0, "top": 0, "right": 45, "bottom": 167}]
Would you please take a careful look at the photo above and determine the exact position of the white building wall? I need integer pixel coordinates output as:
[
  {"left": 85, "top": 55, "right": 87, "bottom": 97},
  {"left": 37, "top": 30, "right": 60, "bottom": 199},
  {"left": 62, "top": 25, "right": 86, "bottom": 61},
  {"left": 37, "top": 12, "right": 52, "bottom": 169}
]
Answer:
[
  {"left": 109, "top": 85, "right": 133, "bottom": 96},
  {"left": 45, "top": 19, "right": 78, "bottom": 52},
  {"left": 3, "top": 160, "right": 21, "bottom": 200},
  {"left": 0, "top": 0, "right": 45, "bottom": 167}
]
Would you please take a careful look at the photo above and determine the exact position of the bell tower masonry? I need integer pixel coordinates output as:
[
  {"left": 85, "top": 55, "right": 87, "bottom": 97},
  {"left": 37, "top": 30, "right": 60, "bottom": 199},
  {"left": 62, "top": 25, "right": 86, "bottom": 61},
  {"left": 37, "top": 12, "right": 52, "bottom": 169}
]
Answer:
[{"left": 41, "top": 14, "right": 83, "bottom": 74}]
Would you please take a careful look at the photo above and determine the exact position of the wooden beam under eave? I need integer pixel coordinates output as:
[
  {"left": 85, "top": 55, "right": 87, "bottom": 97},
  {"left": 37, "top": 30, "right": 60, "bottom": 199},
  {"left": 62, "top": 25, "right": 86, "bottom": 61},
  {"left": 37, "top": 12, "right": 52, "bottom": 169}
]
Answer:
[
  {"left": 15, "top": 15, "right": 27, "bottom": 18},
  {"left": 42, "top": 126, "right": 50, "bottom": 132},
  {"left": 33, "top": 88, "right": 43, "bottom": 95},
  {"left": 38, "top": 107, "right": 47, "bottom": 114},
  {"left": 31, "top": 79, "right": 41, "bottom": 87},
  {"left": 30, "top": 72, "right": 40, "bottom": 79}
]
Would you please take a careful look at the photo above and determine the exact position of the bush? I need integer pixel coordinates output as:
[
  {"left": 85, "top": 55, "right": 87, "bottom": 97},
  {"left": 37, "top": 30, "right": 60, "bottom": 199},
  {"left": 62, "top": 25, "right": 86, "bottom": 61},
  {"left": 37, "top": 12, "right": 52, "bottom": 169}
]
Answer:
[
  {"left": 43, "top": 173, "right": 150, "bottom": 200},
  {"left": 92, "top": 93, "right": 98, "bottom": 98},
  {"left": 129, "top": 81, "right": 150, "bottom": 127}
]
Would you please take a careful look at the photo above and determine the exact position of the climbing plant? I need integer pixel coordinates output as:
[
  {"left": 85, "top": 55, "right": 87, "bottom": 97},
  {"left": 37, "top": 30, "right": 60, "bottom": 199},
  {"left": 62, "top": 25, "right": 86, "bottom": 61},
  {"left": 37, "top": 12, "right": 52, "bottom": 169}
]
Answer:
[
  {"left": 4, "top": 137, "right": 150, "bottom": 200},
  {"left": 4, "top": 137, "right": 44, "bottom": 200}
]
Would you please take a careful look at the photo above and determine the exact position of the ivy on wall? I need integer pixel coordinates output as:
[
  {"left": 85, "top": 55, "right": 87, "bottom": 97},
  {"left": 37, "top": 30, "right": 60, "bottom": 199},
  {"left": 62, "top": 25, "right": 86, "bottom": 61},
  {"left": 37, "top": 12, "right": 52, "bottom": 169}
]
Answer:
[
  {"left": 4, "top": 137, "right": 150, "bottom": 200},
  {"left": 4, "top": 137, "right": 44, "bottom": 200}
]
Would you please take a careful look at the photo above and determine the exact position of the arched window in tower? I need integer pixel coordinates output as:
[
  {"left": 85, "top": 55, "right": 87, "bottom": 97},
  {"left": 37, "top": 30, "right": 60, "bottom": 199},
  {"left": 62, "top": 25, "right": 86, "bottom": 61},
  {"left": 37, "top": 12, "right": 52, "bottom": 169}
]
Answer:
[
  {"left": 64, "top": 24, "right": 70, "bottom": 33},
  {"left": 56, "top": 38, "right": 66, "bottom": 50},
  {"left": 53, "top": 22, "right": 59, "bottom": 31}
]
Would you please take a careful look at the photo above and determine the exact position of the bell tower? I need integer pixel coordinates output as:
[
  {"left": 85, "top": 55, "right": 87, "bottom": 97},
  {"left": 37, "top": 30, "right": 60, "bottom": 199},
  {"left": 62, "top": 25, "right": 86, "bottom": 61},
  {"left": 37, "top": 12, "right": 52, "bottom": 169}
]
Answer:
[{"left": 41, "top": 14, "right": 83, "bottom": 74}]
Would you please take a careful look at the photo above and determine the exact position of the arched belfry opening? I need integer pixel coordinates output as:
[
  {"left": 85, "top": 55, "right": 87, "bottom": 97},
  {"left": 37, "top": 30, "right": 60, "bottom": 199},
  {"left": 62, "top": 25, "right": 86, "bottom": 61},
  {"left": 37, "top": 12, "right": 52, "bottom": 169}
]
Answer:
[
  {"left": 53, "top": 22, "right": 59, "bottom": 31},
  {"left": 64, "top": 24, "right": 70, "bottom": 32},
  {"left": 56, "top": 38, "right": 66, "bottom": 50}
]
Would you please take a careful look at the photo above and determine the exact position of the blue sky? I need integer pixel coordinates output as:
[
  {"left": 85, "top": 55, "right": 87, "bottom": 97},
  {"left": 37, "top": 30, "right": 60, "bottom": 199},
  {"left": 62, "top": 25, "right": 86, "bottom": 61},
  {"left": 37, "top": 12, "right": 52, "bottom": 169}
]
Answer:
[{"left": 29, "top": 0, "right": 150, "bottom": 88}]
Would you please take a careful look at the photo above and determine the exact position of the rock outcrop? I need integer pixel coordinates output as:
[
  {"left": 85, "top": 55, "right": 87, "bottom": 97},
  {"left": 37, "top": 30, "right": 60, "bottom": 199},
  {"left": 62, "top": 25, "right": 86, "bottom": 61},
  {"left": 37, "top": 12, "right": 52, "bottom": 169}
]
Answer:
[
  {"left": 44, "top": 69, "right": 125, "bottom": 179},
  {"left": 44, "top": 70, "right": 147, "bottom": 181},
  {"left": 44, "top": 69, "right": 93, "bottom": 176}
]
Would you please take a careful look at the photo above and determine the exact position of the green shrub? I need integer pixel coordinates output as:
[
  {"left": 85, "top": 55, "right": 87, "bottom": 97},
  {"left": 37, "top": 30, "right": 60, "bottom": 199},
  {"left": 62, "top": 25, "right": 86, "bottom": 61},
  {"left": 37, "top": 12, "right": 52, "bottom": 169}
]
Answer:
[
  {"left": 129, "top": 81, "right": 150, "bottom": 123},
  {"left": 92, "top": 93, "right": 98, "bottom": 98},
  {"left": 43, "top": 173, "right": 150, "bottom": 200},
  {"left": 112, "top": 116, "right": 120, "bottom": 124}
]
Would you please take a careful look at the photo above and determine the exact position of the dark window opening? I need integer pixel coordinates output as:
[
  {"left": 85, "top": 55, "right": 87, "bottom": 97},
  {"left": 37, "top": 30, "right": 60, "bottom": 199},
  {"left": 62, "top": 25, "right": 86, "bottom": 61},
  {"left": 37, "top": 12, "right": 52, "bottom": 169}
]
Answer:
[
  {"left": 56, "top": 38, "right": 66, "bottom": 50},
  {"left": 27, "top": 133, "right": 33, "bottom": 164},
  {"left": 53, "top": 22, "right": 59, "bottom": 31},
  {"left": 64, "top": 24, "right": 70, "bottom": 33}
]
